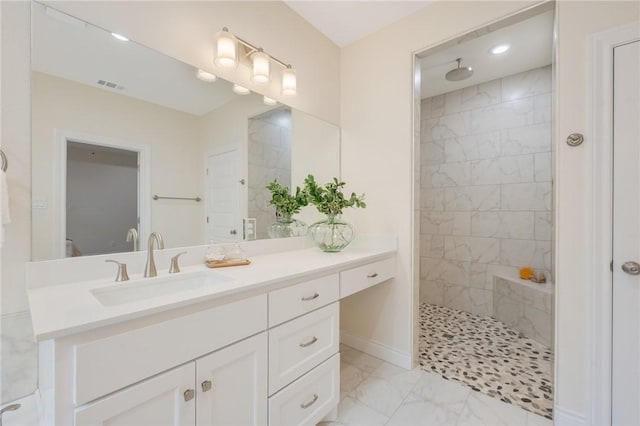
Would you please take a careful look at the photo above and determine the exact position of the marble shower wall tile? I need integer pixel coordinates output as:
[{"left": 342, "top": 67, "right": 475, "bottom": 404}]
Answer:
[
  {"left": 493, "top": 276, "right": 554, "bottom": 348},
  {"left": 420, "top": 66, "right": 553, "bottom": 319},
  {"left": 1, "top": 311, "right": 38, "bottom": 404},
  {"left": 248, "top": 115, "right": 292, "bottom": 238}
]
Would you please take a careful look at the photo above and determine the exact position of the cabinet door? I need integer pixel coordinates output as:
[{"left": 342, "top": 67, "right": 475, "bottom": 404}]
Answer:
[
  {"left": 75, "top": 363, "right": 195, "bottom": 426},
  {"left": 196, "top": 333, "right": 267, "bottom": 426}
]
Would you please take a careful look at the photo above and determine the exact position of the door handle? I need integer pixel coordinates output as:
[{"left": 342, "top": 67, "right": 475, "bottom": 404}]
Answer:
[
  {"left": 622, "top": 261, "right": 640, "bottom": 275},
  {"left": 230, "top": 229, "right": 237, "bottom": 235}
]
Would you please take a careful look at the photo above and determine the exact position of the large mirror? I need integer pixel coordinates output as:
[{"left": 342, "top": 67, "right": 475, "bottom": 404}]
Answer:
[{"left": 30, "top": 3, "right": 340, "bottom": 260}]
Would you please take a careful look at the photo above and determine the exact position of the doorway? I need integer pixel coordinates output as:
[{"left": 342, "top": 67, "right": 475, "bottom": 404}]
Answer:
[
  {"left": 53, "top": 130, "right": 151, "bottom": 257},
  {"left": 414, "top": 3, "right": 555, "bottom": 421},
  {"left": 66, "top": 142, "right": 138, "bottom": 256},
  {"left": 204, "top": 146, "right": 243, "bottom": 243}
]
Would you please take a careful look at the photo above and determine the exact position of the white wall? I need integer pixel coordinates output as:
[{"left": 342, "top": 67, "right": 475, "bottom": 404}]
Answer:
[
  {"left": 1, "top": 1, "right": 340, "bottom": 404},
  {"left": 1, "top": 1, "right": 35, "bottom": 404},
  {"left": 31, "top": 72, "right": 203, "bottom": 260},
  {"left": 291, "top": 109, "right": 341, "bottom": 226}
]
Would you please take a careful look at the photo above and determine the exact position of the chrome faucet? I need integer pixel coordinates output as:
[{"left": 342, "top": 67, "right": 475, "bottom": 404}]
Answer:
[
  {"left": 126, "top": 228, "right": 139, "bottom": 251},
  {"left": 144, "top": 232, "right": 165, "bottom": 278}
]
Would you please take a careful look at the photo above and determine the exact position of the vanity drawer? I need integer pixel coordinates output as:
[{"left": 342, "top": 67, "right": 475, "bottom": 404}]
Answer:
[
  {"left": 74, "top": 294, "right": 267, "bottom": 406},
  {"left": 268, "top": 302, "right": 339, "bottom": 395},
  {"left": 268, "top": 274, "right": 339, "bottom": 326},
  {"left": 268, "top": 353, "right": 339, "bottom": 426},
  {"left": 340, "top": 257, "right": 395, "bottom": 298}
]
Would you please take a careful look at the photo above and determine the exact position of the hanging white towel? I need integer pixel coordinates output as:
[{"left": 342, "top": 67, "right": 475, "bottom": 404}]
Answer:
[{"left": 1, "top": 170, "right": 10, "bottom": 247}]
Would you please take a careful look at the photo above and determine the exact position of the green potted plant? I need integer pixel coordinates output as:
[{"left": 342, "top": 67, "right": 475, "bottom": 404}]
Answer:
[
  {"left": 303, "top": 175, "right": 366, "bottom": 252},
  {"left": 265, "top": 179, "right": 308, "bottom": 238}
]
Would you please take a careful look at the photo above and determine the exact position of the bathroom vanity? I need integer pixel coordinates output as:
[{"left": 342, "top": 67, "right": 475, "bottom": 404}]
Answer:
[{"left": 26, "top": 238, "right": 396, "bottom": 425}]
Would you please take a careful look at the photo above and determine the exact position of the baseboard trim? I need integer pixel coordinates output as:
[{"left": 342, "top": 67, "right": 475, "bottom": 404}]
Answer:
[
  {"left": 340, "top": 330, "right": 412, "bottom": 369},
  {"left": 554, "top": 406, "right": 587, "bottom": 425}
]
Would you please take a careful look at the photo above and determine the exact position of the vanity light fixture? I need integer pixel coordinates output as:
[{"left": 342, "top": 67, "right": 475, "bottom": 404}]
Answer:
[
  {"left": 263, "top": 96, "right": 278, "bottom": 106},
  {"left": 251, "top": 49, "right": 271, "bottom": 83},
  {"left": 214, "top": 27, "right": 239, "bottom": 68},
  {"left": 490, "top": 44, "right": 510, "bottom": 55},
  {"left": 111, "top": 33, "right": 129, "bottom": 42},
  {"left": 196, "top": 69, "right": 218, "bottom": 82},
  {"left": 233, "top": 84, "right": 251, "bottom": 95},
  {"left": 281, "top": 66, "right": 297, "bottom": 96},
  {"left": 214, "top": 27, "right": 298, "bottom": 95}
]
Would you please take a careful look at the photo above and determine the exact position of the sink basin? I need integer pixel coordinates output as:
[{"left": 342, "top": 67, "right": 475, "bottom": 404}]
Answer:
[{"left": 91, "top": 271, "right": 234, "bottom": 307}]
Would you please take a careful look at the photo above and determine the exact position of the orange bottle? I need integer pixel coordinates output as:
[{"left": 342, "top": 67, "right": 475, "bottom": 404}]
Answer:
[{"left": 520, "top": 267, "right": 533, "bottom": 280}]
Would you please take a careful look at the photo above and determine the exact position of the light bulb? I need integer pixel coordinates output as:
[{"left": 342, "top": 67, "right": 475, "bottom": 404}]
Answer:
[
  {"left": 214, "top": 28, "right": 238, "bottom": 68},
  {"left": 196, "top": 69, "right": 218, "bottom": 82},
  {"left": 263, "top": 96, "right": 278, "bottom": 105},
  {"left": 490, "top": 44, "right": 510, "bottom": 55},
  {"left": 281, "top": 66, "right": 297, "bottom": 96},
  {"left": 252, "top": 49, "right": 271, "bottom": 84},
  {"left": 233, "top": 84, "right": 251, "bottom": 95}
]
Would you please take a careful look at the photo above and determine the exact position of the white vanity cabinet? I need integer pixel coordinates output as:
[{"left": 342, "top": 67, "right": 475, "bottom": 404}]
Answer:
[
  {"left": 74, "top": 333, "right": 267, "bottom": 426},
  {"left": 31, "top": 246, "right": 397, "bottom": 426},
  {"left": 75, "top": 363, "right": 196, "bottom": 425}
]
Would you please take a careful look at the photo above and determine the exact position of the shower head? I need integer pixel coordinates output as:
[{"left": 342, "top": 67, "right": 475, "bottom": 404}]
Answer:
[{"left": 445, "top": 58, "right": 474, "bottom": 82}]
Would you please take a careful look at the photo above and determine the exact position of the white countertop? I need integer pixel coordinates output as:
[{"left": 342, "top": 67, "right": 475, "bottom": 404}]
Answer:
[{"left": 27, "top": 241, "right": 396, "bottom": 341}]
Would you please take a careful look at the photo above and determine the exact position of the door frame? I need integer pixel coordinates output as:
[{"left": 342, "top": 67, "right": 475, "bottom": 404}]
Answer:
[
  {"left": 53, "top": 129, "right": 151, "bottom": 257},
  {"left": 203, "top": 143, "right": 245, "bottom": 243},
  {"left": 589, "top": 21, "right": 640, "bottom": 426}
]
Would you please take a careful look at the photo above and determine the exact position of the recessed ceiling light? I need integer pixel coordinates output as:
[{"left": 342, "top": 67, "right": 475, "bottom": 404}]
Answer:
[
  {"left": 196, "top": 69, "right": 218, "bottom": 82},
  {"left": 232, "top": 84, "right": 251, "bottom": 95},
  {"left": 263, "top": 96, "right": 278, "bottom": 105},
  {"left": 490, "top": 44, "right": 510, "bottom": 55},
  {"left": 111, "top": 33, "right": 129, "bottom": 42}
]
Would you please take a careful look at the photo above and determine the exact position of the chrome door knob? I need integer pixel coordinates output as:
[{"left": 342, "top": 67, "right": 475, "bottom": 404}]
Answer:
[
  {"left": 622, "top": 261, "right": 640, "bottom": 275},
  {"left": 230, "top": 229, "right": 237, "bottom": 235}
]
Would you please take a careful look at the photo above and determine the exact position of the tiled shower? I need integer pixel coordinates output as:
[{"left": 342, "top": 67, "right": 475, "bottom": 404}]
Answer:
[
  {"left": 419, "top": 65, "right": 553, "bottom": 324},
  {"left": 418, "top": 65, "right": 555, "bottom": 418}
]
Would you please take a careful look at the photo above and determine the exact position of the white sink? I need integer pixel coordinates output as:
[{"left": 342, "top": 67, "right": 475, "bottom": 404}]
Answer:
[{"left": 91, "top": 271, "right": 234, "bottom": 307}]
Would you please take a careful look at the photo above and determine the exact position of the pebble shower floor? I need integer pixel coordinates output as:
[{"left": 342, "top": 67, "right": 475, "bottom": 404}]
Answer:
[{"left": 418, "top": 303, "right": 553, "bottom": 420}]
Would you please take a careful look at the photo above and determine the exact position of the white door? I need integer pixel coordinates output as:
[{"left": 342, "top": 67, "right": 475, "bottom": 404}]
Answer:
[
  {"left": 205, "top": 148, "right": 243, "bottom": 243},
  {"left": 196, "top": 332, "right": 267, "bottom": 426},
  {"left": 612, "top": 39, "right": 640, "bottom": 426},
  {"left": 75, "top": 363, "right": 196, "bottom": 425}
]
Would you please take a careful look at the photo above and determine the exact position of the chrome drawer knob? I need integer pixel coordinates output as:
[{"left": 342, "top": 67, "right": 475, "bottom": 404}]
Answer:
[
  {"left": 201, "top": 380, "right": 212, "bottom": 392},
  {"left": 367, "top": 272, "right": 378, "bottom": 278},
  {"left": 183, "top": 389, "right": 195, "bottom": 402}
]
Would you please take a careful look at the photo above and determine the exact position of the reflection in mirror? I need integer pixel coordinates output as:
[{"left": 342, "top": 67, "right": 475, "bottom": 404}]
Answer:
[{"left": 31, "top": 3, "right": 340, "bottom": 261}]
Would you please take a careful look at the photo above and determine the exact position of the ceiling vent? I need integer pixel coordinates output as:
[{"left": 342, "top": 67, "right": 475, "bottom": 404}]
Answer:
[{"left": 97, "top": 80, "right": 125, "bottom": 90}]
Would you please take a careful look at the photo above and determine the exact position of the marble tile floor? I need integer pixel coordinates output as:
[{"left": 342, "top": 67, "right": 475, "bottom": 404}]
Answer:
[
  {"left": 319, "top": 344, "right": 552, "bottom": 426},
  {"left": 418, "top": 304, "right": 553, "bottom": 420}
]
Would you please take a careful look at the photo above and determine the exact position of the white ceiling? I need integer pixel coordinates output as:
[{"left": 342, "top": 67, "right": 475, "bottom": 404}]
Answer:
[
  {"left": 284, "top": 1, "right": 431, "bottom": 47},
  {"left": 420, "top": 10, "right": 554, "bottom": 99},
  {"left": 32, "top": 3, "right": 240, "bottom": 117}
]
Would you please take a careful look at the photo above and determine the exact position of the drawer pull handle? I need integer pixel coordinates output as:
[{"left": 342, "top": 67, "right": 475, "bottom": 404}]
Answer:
[
  {"left": 301, "top": 293, "right": 319, "bottom": 301},
  {"left": 367, "top": 272, "right": 378, "bottom": 278},
  {"left": 299, "top": 336, "right": 318, "bottom": 347},
  {"left": 201, "top": 380, "right": 212, "bottom": 392},
  {"left": 184, "top": 389, "right": 195, "bottom": 402},
  {"left": 300, "top": 394, "right": 319, "bottom": 409}
]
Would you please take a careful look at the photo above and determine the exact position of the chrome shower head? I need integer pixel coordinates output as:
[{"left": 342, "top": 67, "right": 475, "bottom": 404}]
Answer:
[{"left": 445, "top": 58, "right": 474, "bottom": 82}]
